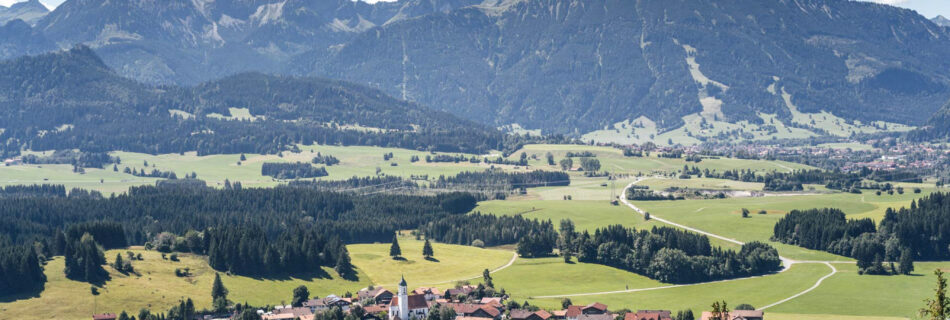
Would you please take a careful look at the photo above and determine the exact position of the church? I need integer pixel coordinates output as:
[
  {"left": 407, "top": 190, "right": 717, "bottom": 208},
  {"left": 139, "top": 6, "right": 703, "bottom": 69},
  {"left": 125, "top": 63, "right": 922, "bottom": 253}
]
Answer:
[{"left": 388, "top": 277, "right": 430, "bottom": 320}]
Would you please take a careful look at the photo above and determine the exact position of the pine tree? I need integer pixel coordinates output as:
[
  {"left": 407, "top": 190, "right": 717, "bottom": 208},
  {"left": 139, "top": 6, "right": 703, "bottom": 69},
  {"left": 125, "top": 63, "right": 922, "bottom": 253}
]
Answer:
[
  {"left": 212, "top": 273, "right": 229, "bottom": 300},
  {"left": 423, "top": 239, "right": 434, "bottom": 259},
  {"left": 900, "top": 250, "right": 915, "bottom": 275},
  {"left": 921, "top": 269, "right": 950, "bottom": 320},
  {"left": 114, "top": 253, "right": 124, "bottom": 271},
  {"left": 335, "top": 246, "right": 353, "bottom": 277},
  {"left": 389, "top": 234, "right": 402, "bottom": 259}
]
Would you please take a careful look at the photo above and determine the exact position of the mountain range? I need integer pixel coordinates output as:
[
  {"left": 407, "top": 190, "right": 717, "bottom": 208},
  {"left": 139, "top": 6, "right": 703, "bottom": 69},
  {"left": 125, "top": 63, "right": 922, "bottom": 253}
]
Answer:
[
  {"left": 1, "top": 0, "right": 950, "bottom": 137},
  {"left": 0, "top": 0, "right": 48, "bottom": 26},
  {"left": 0, "top": 46, "right": 507, "bottom": 157}
]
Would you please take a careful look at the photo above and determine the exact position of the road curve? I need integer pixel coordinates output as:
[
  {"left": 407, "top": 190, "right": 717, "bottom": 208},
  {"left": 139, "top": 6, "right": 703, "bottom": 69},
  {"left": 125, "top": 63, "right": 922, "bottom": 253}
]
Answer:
[
  {"left": 532, "top": 178, "right": 839, "bottom": 309},
  {"left": 758, "top": 262, "right": 837, "bottom": 310}
]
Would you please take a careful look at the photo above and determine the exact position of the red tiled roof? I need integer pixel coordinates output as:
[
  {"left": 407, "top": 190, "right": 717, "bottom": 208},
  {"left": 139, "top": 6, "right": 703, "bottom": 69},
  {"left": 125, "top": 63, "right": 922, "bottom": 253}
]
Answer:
[
  {"left": 414, "top": 287, "right": 443, "bottom": 295},
  {"left": 624, "top": 311, "right": 672, "bottom": 320},
  {"left": 390, "top": 294, "right": 429, "bottom": 309},
  {"left": 364, "top": 305, "right": 388, "bottom": 314},
  {"left": 534, "top": 310, "right": 553, "bottom": 320},
  {"left": 565, "top": 306, "right": 583, "bottom": 318},
  {"left": 584, "top": 303, "right": 608, "bottom": 312},
  {"left": 509, "top": 309, "right": 534, "bottom": 320}
]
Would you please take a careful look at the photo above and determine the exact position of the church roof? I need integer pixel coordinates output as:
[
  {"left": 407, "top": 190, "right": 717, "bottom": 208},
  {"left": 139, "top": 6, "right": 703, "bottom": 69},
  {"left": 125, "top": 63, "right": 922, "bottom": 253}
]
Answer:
[{"left": 390, "top": 295, "right": 428, "bottom": 309}]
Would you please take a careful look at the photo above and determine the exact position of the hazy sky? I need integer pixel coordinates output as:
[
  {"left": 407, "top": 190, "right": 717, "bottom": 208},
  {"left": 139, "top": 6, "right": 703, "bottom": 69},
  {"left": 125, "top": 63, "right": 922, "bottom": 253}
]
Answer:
[{"left": 1, "top": 0, "right": 948, "bottom": 19}]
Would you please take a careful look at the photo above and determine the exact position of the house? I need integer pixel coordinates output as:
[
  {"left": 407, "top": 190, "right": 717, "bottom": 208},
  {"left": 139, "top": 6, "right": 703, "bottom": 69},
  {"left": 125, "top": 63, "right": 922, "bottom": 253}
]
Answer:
[
  {"left": 304, "top": 295, "right": 352, "bottom": 312},
  {"left": 444, "top": 285, "right": 477, "bottom": 300},
  {"left": 510, "top": 309, "right": 553, "bottom": 320},
  {"left": 699, "top": 310, "right": 763, "bottom": 320},
  {"left": 390, "top": 277, "right": 430, "bottom": 320},
  {"left": 414, "top": 287, "right": 444, "bottom": 301},
  {"left": 442, "top": 303, "right": 501, "bottom": 320},
  {"left": 479, "top": 297, "right": 503, "bottom": 306},
  {"left": 550, "top": 310, "right": 568, "bottom": 320},
  {"left": 575, "top": 314, "right": 614, "bottom": 320},
  {"left": 92, "top": 314, "right": 117, "bottom": 320},
  {"left": 564, "top": 303, "right": 608, "bottom": 320},
  {"left": 359, "top": 287, "right": 395, "bottom": 305},
  {"left": 624, "top": 310, "right": 672, "bottom": 320}
]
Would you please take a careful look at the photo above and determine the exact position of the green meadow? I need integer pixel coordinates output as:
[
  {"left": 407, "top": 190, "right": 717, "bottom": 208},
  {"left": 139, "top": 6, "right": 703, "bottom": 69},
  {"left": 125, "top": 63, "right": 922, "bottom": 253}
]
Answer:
[
  {"left": 346, "top": 236, "right": 514, "bottom": 287},
  {"left": 0, "top": 249, "right": 371, "bottom": 320},
  {"left": 1, "top": 144, "right": 947, "bottom": 320}
]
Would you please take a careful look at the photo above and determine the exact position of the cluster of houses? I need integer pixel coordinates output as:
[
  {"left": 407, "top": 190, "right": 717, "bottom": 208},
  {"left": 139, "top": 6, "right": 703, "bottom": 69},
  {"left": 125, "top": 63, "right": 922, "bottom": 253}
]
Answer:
[
  {"left": 251, "top": 279, "right": 763, "bottom": 320},
  {"left": 91, "top": 279, "right": 765, "bottom": 320}
]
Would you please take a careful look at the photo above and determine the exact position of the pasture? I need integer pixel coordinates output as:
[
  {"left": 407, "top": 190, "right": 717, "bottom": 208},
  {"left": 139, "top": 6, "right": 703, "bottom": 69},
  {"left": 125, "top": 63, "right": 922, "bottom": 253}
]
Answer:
[{"left": 347, "top": 236, "right": 515, "bottom": 288}]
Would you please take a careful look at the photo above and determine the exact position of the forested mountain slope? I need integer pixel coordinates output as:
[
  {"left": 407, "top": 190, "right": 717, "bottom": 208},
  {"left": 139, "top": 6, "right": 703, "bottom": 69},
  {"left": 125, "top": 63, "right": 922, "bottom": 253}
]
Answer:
[
  {"left": 0, "top": 47, "right": 506, "bottom": 157},
  {"left": 1, "top": 0, "right": 948, "bottom": 137}
]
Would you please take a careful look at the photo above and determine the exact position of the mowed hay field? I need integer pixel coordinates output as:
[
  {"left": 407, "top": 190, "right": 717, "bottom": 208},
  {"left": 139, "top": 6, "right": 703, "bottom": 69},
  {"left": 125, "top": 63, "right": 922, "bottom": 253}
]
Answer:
[
  {"left": 505, "top": 144, "right": 813, "bottom": 174},
  {"left": 346, "top": 236, "right": 514, "bottom": 287},
  {"left": 0, "top": 144, "right": 809, "bottom": 195},
  {"left": 0, "top": 249, "right": 371, "bottom": 320},
  {"left": 632, "top": 179, "right": 940, "bottom": 261}
]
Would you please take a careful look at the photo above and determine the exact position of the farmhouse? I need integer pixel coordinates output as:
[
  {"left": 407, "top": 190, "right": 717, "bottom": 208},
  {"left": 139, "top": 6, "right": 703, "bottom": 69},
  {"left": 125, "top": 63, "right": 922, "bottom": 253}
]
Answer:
[
  {"left": 624, "top": 310, "right": 672, "bottom": 320},
  {"left": 359, "top": 287, "right": 395, "bottom": 305},
  {"left": 304, "top": 295, "right": 353, "bottom": 312}
]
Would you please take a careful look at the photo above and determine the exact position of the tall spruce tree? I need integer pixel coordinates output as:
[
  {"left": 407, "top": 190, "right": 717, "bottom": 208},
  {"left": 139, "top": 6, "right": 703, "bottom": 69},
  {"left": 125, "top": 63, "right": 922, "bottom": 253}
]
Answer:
[
  {"left": 390, "top": 235, "right": 402, "bottom": 259},
  {"left": 335, "top": 246, "right": 353, "bottom": 277},
  {"left": 900, "top": 250, "right": 915, "bottom": 275},
  {"left": 423, "top": 239, "right": 434, "bottom": 259},
  {"left": 212, "top": 272, "right": 229, "bottom": 301}
]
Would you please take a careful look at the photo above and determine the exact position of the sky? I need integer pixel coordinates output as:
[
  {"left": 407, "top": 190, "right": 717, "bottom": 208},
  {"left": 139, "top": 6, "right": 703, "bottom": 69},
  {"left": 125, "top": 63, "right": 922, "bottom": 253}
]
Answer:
[{"left": 0, "top": 0, "right": 948, "bottom": 19}]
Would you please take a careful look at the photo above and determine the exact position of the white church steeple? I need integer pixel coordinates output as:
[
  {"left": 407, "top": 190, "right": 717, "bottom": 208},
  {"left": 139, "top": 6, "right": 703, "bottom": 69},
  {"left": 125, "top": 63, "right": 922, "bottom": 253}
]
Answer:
[{"left": 397, "top": 276, "right": 409, "bottom": 320}]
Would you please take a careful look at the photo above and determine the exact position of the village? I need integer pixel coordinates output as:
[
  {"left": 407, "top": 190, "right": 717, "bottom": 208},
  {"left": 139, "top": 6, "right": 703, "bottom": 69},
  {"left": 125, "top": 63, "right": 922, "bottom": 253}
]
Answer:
[{"left": 91, "top": 277, "right": 765, "bottom": 320}]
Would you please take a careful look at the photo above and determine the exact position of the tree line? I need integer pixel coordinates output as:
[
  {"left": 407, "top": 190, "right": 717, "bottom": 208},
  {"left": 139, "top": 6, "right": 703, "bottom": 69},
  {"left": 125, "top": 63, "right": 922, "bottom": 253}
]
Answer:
[
  {"left": 770, "top": 195, "right": 950, "bottom": 275},
  {"left": 559, "top": 223, "right": 782, "bottom": 283},
  {"left": 261, "top": 162, "right": 329, "bottom": 179},
  {"left": 419, "top": 212, "right": 557, "bottom": 256}
]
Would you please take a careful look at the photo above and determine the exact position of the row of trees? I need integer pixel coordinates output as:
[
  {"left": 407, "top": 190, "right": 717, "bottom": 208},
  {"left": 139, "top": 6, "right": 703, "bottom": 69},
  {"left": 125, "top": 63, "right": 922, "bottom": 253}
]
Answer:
[
  {"left": 770, "top": 199, "right": 946, "bottom": 275},
  {"left": 420, "top": 213, "right": 557, "bottom": 256},
  {"left": 261, "top": 162, "right": 329, "bottom": 179},
  {"left": 558, "top": 223, "right": 782, "bottom": 283},
  {"left": 430, "top": 169, "right": 570, "bottom": 190}
]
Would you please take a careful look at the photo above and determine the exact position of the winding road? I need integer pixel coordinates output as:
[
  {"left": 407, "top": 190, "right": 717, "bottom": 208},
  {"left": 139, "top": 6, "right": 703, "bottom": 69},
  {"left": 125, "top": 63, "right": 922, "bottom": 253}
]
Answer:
[{"left": 534, "top": 178, "right": 843, "bottom": 311}]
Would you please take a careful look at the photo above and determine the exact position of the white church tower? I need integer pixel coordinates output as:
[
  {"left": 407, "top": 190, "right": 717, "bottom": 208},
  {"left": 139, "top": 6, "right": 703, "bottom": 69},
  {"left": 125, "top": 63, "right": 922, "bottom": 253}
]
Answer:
[{"left": 397, "top": 276, "right": 409, "bottom": 320}]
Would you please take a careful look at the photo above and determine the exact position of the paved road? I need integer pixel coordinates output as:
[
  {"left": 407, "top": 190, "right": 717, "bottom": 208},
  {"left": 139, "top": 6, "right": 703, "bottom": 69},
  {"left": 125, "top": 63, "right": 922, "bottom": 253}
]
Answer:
[{"left": 533, "top": 178, "right": 843, "bottom": 311}]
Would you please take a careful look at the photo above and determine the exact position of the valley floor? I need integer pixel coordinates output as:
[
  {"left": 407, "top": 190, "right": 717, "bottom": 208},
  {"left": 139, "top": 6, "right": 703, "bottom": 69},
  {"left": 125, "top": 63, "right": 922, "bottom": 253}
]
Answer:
[{"left": 0, "top": 144, "right": 944, "bottom": 320}]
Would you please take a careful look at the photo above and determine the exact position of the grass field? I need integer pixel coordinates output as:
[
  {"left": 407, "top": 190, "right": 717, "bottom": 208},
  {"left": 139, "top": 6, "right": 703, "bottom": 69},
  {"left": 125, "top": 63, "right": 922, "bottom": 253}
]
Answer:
[
  {"left": 631, "top": 182, "right": 938, "bottom": 261},
  {"left": 346, "top": 236, "right": 514, "bottom": 287},
  {"left": 1, "top": 144, "right": 812, "bottom": 196},
  {"left": 508, "top": 144, "right": 812, "bottom": 175},
  {"left": 0, "top": 249, "right": 370, "bottom": 320},
  {"left": 770, "top": 262, "right": 950, "bottom": 318},
  {"left": 491, "top": 257, "right": 665, "bottom": 297},
  {"left": 472, "top": 200, "right": 662, "bottom": 233},
  {"left": 525, "top": 262, "right": 828, "bottom": 311}
]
